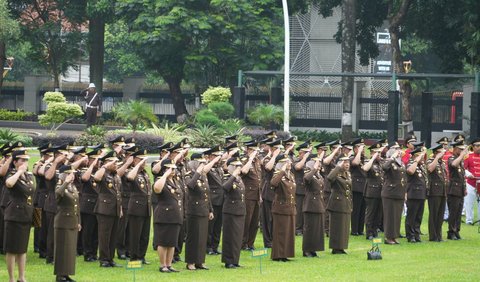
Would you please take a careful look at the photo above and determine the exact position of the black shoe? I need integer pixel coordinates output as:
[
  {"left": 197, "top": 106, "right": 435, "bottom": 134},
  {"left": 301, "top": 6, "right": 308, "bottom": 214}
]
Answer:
[
  {"left": 415, "top": 238, "right": 422, "bottom": 243},
  {"left": 303, "top": 252, "right": 314, "bottom": 257},
  {"left": 447, "top": 233, "right": 458, "bottom": 240},
  {"left": 407, "top": 238, "right": 416, "bottom": 243},
  {"left": 34, "top": 248, "right": 39, "bottom": 253},
  {"left": 282, "top": 258, "right": 291, "bottom": 262},
  {"left": 332, "top": 249, "right": 347, "bottom": 254},
  {"left": 195, "top": 264, "right": 209, "bottom": 270},
  {"left": 272, "top": 258, "right": 283, "bottom": 261},
  {"left": 142, "top": 259, "right": 151, "bottom": 265},
  {"left": 455, "top": 233, "right": 462, "bottom": 240},
  {"left": 399, "top": 234, "right": 406, "bottom": 238},
  {"left": 39, "top": 253, "right": 47, "bottom": 259},
  {"left": 310, "top": 252, "right": 318, "bottom": 257},
  {"left": 65, "top": 276, "right": 75, "bottom": 282},
  {"left": 118, "top": 254, "right": 127, "bottom": 260},
  {"left": 110, "top": 261, "right": 122, "bottom": 267},
  {"left": 167, "top": 266, "right": 179, "bottom": 272},
  {"left": 214, "top": 250, "right": 222, "bottom": 255},
  {"left": 358, "top": 232, "right": 364, "bottom": 236},
  {"left": 234, "top": 264, "right": 241, "bottom": 267},
  {"left": 56, "top": 276, "right": 68, "bottom": 282},
  {"left": 100, "top": 262, "right": 111, "bottom": 267},
  {"left": 225, "top": 263, "right": 236, "bottom": 269},
  {"left": 295, "top": 231, "right": 303, "bottom": 236},
  {"left": 351, "top": 232, "right": 359, "bottom": 236},
  {"left": 46, "top": 258, "right": 54, "bottom": 264},
  {"left": 159, "top": 267, "right": 171, "bottom": 273}
]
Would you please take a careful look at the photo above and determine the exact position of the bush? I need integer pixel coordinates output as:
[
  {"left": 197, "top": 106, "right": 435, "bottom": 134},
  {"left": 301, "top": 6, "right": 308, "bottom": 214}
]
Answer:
[
  {"left": 0, "top": 109, "right": 35, "bottom": 121},
  {"left": 75, "top": 134, "right": 106, "bottom": 146},
  {"left": 105, "top": 132, "right": 164, "bottom": 152},
  {"left": 112, "top": 100, "right": 158, "bottom": 131},
  {"left": 0, "top": 129, "right": 33, "bottom": 147},
  {"left": 84, "top": 125, "right": 107, "bottom": 137},
  {"left": 146, "top": 122, "right": 187, "bottom": 144},
  {"left": 201, "top": 86, "right": 231, "bottom": 105},
  {"left": 38, "top": 92, "right": 84, "bottom": 132},
  {"left": 194, "top": 109, "right": 221, "bottom": 127},
  {"left": 219, "top": 119, "right": 245, "bottom": 136},
  {"left": 208, "top": 102, "right": 234, "bottom": 119},
  {"left": 247, "top": 104, "right": 284, "bottom": 129},
  {"left": 32, "top": 134, "right": 78, "bottom": 147},
  {"left": 185, "top": 125, "right": 223, "bottom": 148},
  {"left": 290, "top": 130, "right": 388, "bottom": 142}
]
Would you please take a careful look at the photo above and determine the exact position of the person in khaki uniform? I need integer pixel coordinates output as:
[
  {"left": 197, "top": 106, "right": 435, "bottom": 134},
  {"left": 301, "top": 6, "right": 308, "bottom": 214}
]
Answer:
[
  {"left": 302, "top": 152, "right": 326, "bottom": 257},
  {"left": 126, "top": 149, "right": 152, "bottom": 264},
  {"left": 405, "top": 147, "right": 428, "bottom": 243},
  {"left": 381, "top": 142, "right": 407, "bottom": 245},
  {"left": 4, "top": 150, "right": 34, "bottom": 282},
  {"left": 93, "top": 151, "right": 123, "bottom": 267},
  {"left": 447, "top": 140, "right": 469, "bottom": 240},
  {"left": 240, "top": 140, "right": 261, "bottom": 251},
  {"left": 327, "top": 155, "right": 352, "bottom": 254},
  {"left": 427, "top": 144, "right": 448, "bottom": 242},
  {"left": 222, "top": 157, "right": 245, "bottom": 268},
  {"left": 270, "top": 154, "right": 296, "bottom": 261},
  {"left": 185, "top": 153, "right": 219, "bottom": 270},
  {"left": 362, "top": 141, "right": 385, "bottom": 240},
  {"left": 54, "top": 165, "right": 81, "bottom": 282}
]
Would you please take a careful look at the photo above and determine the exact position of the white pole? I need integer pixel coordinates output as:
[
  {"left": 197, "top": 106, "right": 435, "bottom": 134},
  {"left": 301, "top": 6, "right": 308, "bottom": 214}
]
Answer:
[{"left": 282, "top": 0, "right": 290, "bottom": 133}]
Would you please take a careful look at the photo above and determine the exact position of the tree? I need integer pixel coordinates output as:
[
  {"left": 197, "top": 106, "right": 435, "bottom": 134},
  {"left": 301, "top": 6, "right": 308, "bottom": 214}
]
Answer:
[
  {"left": 39, "top": 91, "right": 84, "bottom": 132},
  {"left": 117, "top": 0, "right": 284, "bottom": 122},
  {"left": 0, "top": 0, "right": 19, "bottom": 93},
  {"left": 8, "top": 0, "right": 84, "bottom": 88}
]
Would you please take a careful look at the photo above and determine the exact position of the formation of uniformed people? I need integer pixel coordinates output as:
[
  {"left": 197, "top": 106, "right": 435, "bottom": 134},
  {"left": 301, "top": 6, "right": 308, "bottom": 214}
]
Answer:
[{"left": 0, "top": 131, "right": 477, "bottom": 280}]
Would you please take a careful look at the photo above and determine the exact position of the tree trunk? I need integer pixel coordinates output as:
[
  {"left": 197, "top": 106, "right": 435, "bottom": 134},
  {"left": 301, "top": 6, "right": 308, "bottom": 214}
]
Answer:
[
  {"left": 0, "top": 41, "right": 5, "bottom": 95},
  {"left": 165, "top": 76, "right": 189, "bottom": 122},
  {"left": 388, "top": 0, "right": 413, "bottom": 137},
  {"left": 341, "top": 0, "right": 356, "bottom": 141},
  {"left": 89, "top": 16, "right": 105, "bottom": 95}
]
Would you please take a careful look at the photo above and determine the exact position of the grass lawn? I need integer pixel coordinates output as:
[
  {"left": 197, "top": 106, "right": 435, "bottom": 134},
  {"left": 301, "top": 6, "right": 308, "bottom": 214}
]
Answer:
[{"left": 0, "top": 156, "right": 479, "bottom": 281}]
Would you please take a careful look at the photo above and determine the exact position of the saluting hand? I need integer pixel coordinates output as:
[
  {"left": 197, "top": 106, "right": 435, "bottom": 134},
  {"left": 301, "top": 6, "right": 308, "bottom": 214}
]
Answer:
[
  {"left": 18, "top": 162, "right": 28, "bottom": 173},
  {"left": 232, "top": 167, "right": 241, "bottom": 177},
  {"left": 65, "top": 172, "right": 75, "bottom": 184}
]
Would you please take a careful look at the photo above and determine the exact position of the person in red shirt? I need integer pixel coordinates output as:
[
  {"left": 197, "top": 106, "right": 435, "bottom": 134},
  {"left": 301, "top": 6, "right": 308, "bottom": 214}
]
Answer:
[{"left": 464, "top": 138, "right": 480, "bottom": 225}]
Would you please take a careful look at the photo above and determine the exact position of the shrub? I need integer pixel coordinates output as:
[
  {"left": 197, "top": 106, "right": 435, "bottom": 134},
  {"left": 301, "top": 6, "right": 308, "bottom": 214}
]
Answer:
[
  {"left": 105, "top": 132, "right": 164, "bottom": 152},
  {"left": 146, "top": 122, "right": 187, "bottom": 144},
  {"left": 75, "top": 134, "right": 106, "bottom": 146},
  {"left": 38, "top": 92, "right": 84, "bottom": 132},
  {"left": 194, "top": 109, "right": 221, "bottom": 127},
  {"left": 0, "top": 109, "right": 35, "bottom": 121},
  {"left": 208, "top": 102, "right": 234, "bottom": 119},
  {"left": 0, "top": 129, "right": 33, "bottom": 147},
  {"left": 201, "top": 86, "right": 231, "bottom": 105},
  {"left": 247, "top": 104, "right": 284, "bottom": 129},
  {"left": 242, "top": 129, "right": 290, "bottom": 141},
  {"left": 112, "top": 100, "right": 158, "bottom": 132},
  {"left": 219, "top": 119, "right": 245, "bottom": 135},
  {"left": 32, "top": 134, "right": 78, "bottom": 147},
  {"left": 185, "top": 125, "right": 223, "bottom": 148},
  {"left": 84, "top": 125, "right": 107, "bottom": 137}
]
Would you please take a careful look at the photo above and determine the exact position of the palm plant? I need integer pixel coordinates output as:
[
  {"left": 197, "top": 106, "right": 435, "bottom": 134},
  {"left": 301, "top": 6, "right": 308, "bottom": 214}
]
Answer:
[
  {"left": 112, "top": 100, "right": 158, "bottom": 132},
  {"left": 247, "top": 104, "right": 284, "bottom": 129}
]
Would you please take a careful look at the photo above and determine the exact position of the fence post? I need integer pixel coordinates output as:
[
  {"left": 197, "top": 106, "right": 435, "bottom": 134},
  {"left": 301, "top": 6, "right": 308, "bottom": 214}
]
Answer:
[
  {"left": 24, "top": 75, "right": 50, "bottom": 114},
  {"left": 123, "top": 77, "right": 145, "bottom": 102},
  {"left": 421, "top": 92, "right": 433, "bottom": 146},
  {"left": 471, "top": 92, "right": 480, "bottom": 139},
  {"left": 387, "top": 90, "right": 399, "bottom": 142},
  {"left": 233, "top": 87, "right": 246, "bottom": 119}
]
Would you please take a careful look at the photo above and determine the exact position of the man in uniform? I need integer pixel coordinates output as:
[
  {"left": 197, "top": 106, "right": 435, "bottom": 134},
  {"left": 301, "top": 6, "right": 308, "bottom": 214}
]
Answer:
[
  {"left": 322, "top": 140, "right": 343, "bottom": 236},
  {"left": 206, "top": 146, "right": 225, "bottom": 255},
  {"left": 241, "top": 140, "right": 261, "bottom": 250},
  {"left": 93, "top": 152, "right": 122, "bottom": 267},
  {"left": 350, "top": 138, "right": 367, "bottom": 236},
  {"left": 447, "top": 140, "right": 469, "bottom": 240},
  {"left": 402, "top": 132, "right": 417, "bottom": 165},
  {"left": 292, "top": 141, "right": 312, "bottom": 236},
  {"left": 83, "top": 83, "right": 102, "bottom": 127},
  {"left": 126, "top": 149, "right": 151, "bottom": 264},
  {"left": 464, "top": 137, "right": 480, "bottom": 225}
]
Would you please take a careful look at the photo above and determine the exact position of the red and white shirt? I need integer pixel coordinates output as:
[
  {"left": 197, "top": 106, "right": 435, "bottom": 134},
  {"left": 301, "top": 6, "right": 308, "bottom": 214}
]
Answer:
[{"left": 464, "top": 152, "right": 480, "bottom": 193}]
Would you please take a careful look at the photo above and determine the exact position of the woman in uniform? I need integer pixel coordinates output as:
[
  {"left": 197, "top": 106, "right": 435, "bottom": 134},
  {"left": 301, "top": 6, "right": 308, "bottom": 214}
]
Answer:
[
  {"left": 221, "top": 157, "right": 245, "bottom": 268},
  {"left": 363, "top": 142, "right": 385, "bottom": 240},
  {"left": 4, "top": 150, "right": 34, "bottom": 282},
  {"left": 426, "top": 144, "right": 447, "bottom": 242},
  {"left": 270, "top": 154, "right": 296, "bottom": 261},
  {"left": 153, "top": 159, "right": 183, "bottom": 273},
  {"left": 381, "top": 142, "right": 407, "bottom": 245},
  {"left": 326, "top": 155, "right": 352, "bottom": 254},
  {"left": 184, "top": 153, "right": 220, "bottom": 270},
  {"left": 405, "top": 147, "right": 427, "bottom": 243},
  {"left": 302, "top": 152, "right": 326, "bottom": 257},
  {"left": 54, "top": 165, "right": 81, "bottom": 282}
]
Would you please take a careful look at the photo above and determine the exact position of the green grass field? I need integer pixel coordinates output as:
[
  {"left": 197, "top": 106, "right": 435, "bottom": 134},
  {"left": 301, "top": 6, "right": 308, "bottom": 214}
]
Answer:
[{"left": 1, "top": 156, "right": 479, "bottom": 281}]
